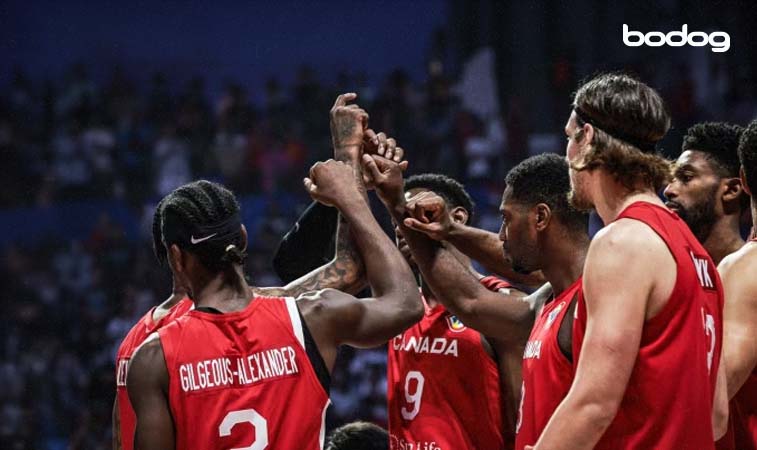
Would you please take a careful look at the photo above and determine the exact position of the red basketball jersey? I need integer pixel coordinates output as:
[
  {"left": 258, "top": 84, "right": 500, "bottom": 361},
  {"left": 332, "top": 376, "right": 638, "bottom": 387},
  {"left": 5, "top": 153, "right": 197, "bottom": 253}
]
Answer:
[
  {"left": 387, "top": 277, "right": 510, "bottom": 450},
  {"left": 158, "top": 296, "right": 330, "bottom": 450},
  {"left": 573, "top": 202, "right": 724, "bottom": 449},
  {"left": 515, "top": 277, "right": 582, "bottom": 450},
  {"left": 115, "top": 298, "right": 192, "bottom": 450}
]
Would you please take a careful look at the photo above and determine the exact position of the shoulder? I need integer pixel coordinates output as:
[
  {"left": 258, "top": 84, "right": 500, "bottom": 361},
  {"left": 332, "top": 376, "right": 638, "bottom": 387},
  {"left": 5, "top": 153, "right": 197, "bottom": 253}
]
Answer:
[
  {"left": 130, "top": 332, "right": 165, "bottom": 367},
  {"left": 719, "top": 241, "right": 757, "bottom": 276},
  {"left": 589, "top": 218, "right": 670, "bottom": 263}
]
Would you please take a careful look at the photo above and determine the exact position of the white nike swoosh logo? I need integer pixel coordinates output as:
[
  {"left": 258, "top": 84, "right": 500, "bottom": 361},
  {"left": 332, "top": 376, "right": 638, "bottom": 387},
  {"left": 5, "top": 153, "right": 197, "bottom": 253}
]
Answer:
[{"left": 190, "top": 233, "right": 217, "bottom": 244}]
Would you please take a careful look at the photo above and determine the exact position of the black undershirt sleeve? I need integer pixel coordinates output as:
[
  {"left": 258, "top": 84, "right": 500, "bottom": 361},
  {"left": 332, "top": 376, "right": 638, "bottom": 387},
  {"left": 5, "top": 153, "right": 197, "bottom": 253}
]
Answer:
[{"left": 272, "top": 201, "right": 338, "bottom": 283}]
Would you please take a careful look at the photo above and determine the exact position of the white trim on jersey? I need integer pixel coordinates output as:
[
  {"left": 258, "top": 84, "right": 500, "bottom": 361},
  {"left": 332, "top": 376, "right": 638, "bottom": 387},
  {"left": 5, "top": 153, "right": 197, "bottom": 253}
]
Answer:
[
  {"left": 284, "top": 297, "right": 306, "bottom": 350},
  {"left": 319, "top": 399, "right": 331, "bottom": 449}
]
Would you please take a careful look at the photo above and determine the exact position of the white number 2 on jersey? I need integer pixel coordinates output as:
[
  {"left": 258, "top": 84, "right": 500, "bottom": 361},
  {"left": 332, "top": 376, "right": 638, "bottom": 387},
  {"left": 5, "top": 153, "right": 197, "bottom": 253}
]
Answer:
[
  {"left": 219, "top": 409, "right": 268, "bottom": 450},
  {"left": 401, "top": 371, "right": 425, "bottom": 420},
  {"left": 702, "top": 308, "right": 716, "bottom": 373}
]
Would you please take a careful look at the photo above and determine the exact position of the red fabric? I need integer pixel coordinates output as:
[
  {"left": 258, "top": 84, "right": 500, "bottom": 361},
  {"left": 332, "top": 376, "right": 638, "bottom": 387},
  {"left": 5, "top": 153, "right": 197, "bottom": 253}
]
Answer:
[
  {"left": 573, "top": 202, "right": 724, "bottom": 449},
  {"left": 516, "top": 277, "right": 582, "bottom": 449},
  {"left": 115, "top": 298, "right": 192, "bottom": 450},
  {"left": 387, "top": 279, "right": 508, "bottom": 450},
  {"left": 158, "top": 297, "right": 329, "bottom": 450}
]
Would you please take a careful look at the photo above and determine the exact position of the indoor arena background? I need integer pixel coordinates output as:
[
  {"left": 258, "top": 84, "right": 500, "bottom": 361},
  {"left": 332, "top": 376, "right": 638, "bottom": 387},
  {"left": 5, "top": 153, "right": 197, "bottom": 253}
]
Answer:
[{"left": 2, "top": 0, "right": 756, "bottom": 448}]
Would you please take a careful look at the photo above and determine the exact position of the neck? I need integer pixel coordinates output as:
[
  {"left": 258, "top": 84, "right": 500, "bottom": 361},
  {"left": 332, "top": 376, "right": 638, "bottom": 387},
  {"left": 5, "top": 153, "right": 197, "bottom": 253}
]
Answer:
[
  {"left": 541, "top": 228, "right": 590, "bottom": 295},
  {"left": 703, "top": 215, "right": 745, "bottom": 265},
  {"left": 752, "top": 201, "right": 757, "bottom": 238},
  {"left": 592, "top": 173, "right": 664, "bottom": 225},
  {"left": 192, "top": 265, "right": 251, "bottom": 312}
]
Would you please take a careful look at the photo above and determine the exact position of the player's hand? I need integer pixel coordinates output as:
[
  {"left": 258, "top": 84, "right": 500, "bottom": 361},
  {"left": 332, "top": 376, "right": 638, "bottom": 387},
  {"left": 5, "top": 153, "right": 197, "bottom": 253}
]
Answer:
[
  {"left": 330, "top": 93, "right": 369, "bottom": 162},
  {"left": 402, "top": 191, "right": 453, "bottom": 241},
  {"left": 363, "top": 129, "right": 405, "bottom": 163},
  {"left": 362, "top": 154, "right": 408, "bottom": 207},
  {"left": 303, "top": 159, "right": 361, "bottom": 208}
]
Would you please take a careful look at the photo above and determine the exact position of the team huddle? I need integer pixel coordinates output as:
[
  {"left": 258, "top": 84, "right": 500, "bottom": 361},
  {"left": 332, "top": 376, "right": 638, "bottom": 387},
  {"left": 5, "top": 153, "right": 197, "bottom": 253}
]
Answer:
[{"left": 113, "top": 73, "right": 757, "bottom": 450}]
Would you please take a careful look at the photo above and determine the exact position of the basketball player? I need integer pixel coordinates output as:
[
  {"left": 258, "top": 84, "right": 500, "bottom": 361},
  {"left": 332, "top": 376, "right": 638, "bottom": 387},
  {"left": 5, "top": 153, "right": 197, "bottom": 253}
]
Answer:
[
  {"left": 113, "top": 94, "right": 369, "bottom": 450},
  {"left": 376, "top": 153, "right": 590, "bottom": 449},
  {"left": 716, "top": 118, "right": 757, "bottom": 450},
  {"left": 529, "top": 73, "right": 728, "bottom": 449},
  {"left": 112, "top": 209, "right": 192, "bottom": 450},
  {"left": 127, "top": 95, "right": 422, "bottom": 449},
  {"left": 664, "top": 122, "right": 746, "bottom": 265},
  {"left": 325, "top": 421, "right": 389, "bottom": 450}
]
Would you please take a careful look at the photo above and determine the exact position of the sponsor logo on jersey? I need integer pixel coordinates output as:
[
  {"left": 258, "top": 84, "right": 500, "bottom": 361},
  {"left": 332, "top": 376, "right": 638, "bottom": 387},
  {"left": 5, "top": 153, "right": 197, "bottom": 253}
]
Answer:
[
  {"left": 390, "top": 434, "right": 442, "bottom": 450},
  {"left": 446, "top": 315, "right": 466, "bottom": 333},
  {"left": 116, "top": 358, "right": 129, "bottom": 387},
  {"left": 544, "top": 301, "right": 565, "bottom": 328},
  {"left": 392, "top": 335, "right": 459, "bottom": 357},
  {"left": 523, "top": 340, "right": 542, "bottom": 360}
]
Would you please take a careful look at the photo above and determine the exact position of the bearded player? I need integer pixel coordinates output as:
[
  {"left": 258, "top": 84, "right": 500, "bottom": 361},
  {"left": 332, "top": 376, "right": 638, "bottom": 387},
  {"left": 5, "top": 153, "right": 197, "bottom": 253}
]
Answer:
[
  {"left": 531, "top": 73, "right": 728, "bottom": 449},
  {"left": 389, "top": 152, "right": 590, "bottom": 450},
  {"left": 664, "top": 122, "right": 746, "bottom": 265},
  {"left": 113, "top": 94, "right": 369, "bottom": 449},
  {"left": 716, "top": 118, "right": 757, "bottom": 450}
]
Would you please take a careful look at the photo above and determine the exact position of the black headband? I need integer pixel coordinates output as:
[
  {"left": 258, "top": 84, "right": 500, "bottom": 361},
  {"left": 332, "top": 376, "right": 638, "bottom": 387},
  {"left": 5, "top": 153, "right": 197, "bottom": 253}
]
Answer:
[
  {"left": 162, "top": 212, "right": 242, "bottom": 249},
  {"left": 573, "top": 107, "right": 658, "bottom": 153}
]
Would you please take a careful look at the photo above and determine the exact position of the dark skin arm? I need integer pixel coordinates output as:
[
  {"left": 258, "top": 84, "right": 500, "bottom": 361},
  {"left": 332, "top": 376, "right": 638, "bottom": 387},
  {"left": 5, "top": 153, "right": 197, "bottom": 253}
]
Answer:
[
  {"left": 363, "top": 154, "right": 537, "bottom": 346},
  {"left": 126, "top": 334, "right": 175, "bottom": 450},
  {"left": 254, "top": 93, "right": 370, "bottom": 298},
  {"left": 447, "top": 223, "right": 545, "bottom": 288},
  {"left": 297, "top": 158, "right": 422, "bottom": 371},
  {"left": 112, "top": 398, "right": 121, "bottom": 450}
]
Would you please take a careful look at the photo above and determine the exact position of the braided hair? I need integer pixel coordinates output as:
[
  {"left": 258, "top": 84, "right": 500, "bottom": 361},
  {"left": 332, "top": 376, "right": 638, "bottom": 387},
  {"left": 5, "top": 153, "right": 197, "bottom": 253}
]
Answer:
[{"left": 156, "top": 180, "right": 247, "bottom": 272}]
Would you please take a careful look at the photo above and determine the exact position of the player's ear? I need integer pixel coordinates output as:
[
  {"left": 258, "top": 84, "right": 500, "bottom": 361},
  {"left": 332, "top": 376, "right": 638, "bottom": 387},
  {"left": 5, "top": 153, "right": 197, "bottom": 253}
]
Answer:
[
  {"left": 721, "top": 177, "right": 743, "bottom": 203},
  {"left": 450, "top": 206, "right": 469, "bottom": 225},
  {"left": 741, "top": 167, "right": 752, "bottom": 196},
  {"left": 168, "top": 244, "right": 184, "bottom": 274},
  {"left": 240, "top": 224, "right": 248, "bottom": 252},
  {"left": 535, "top": 203, "right": 552, "bottom": 232}
]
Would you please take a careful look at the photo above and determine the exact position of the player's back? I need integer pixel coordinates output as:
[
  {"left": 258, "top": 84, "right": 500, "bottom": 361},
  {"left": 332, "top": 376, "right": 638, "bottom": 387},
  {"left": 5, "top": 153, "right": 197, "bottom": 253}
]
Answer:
[
  {"left": 158, "top": 296, "right": 330, "bottom": 450},
  {"left": 115, "top": 297, "right": 192, "bottom": 450},
  {"left": 574, "top": 201, "right": 723, "bottom": 449},
  {"left": 387, "top": 278, "right": 507, "bottom": 450}
]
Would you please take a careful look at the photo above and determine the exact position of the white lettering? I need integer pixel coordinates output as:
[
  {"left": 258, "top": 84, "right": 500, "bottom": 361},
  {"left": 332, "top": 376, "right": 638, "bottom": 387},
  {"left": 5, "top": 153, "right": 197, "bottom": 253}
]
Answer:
[{"left": 623, "top": 24, "right": 730, "bottom": 53}]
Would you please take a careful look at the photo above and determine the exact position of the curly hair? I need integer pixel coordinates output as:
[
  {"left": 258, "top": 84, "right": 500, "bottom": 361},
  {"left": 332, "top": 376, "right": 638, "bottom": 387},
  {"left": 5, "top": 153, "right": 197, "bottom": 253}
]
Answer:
[
  {"left": 682, "top": 122, "right": 744, "bottom": 177},
  {"left": 505, "top": 153, "right": 588, "bottom": 234},
  {"left": 571, "top": 72, "right": 672, "bottom": 192},
  {"left": 405, "top": 173, "right": 475, "bottom": 224}
]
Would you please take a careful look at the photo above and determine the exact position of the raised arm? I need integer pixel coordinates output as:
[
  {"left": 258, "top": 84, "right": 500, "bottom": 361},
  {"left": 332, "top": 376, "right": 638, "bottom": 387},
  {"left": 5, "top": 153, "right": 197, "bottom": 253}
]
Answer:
[
  {"left": 126, "top": 335, "right": 175, "bottom": 450},
  {"left": 446, "top": 222, "right": 545, "bottom": 288},
  {"left": 719, "top": 245, "right": 757, "bottom": 397},
  {"left": 255, "top": 93, "right": 370, "bottom": 298},
  {"left": 363, "top": 154, "right": 535, "bottom": 344},
  {"left": 297, "top": 158, "right": 422, "bottom": 370},
  {"left": 531, "top": 222, "right": 663, "bottom": 449}
]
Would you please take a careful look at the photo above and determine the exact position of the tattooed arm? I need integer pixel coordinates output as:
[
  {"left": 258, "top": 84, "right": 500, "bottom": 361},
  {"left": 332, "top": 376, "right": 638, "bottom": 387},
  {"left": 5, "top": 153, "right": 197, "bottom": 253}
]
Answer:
[
  {"left": 254, "top": 214, "right": 365, "bottom": 297},
  {"left": 254, "top": 93, "right": 369, "bottom": 298}
]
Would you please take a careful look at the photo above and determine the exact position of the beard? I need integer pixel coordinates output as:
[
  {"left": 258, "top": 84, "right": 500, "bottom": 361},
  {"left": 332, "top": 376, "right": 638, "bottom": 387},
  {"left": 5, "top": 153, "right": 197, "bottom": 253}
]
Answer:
[
  {"left": 669, "top": 187, "right": 719, "bottom": 243},
  {"left": 503, "top": 243, "right": 538, "bottom": 275},
  {"left": 568, "top": 170, "right": 594, "bottom": 212}
]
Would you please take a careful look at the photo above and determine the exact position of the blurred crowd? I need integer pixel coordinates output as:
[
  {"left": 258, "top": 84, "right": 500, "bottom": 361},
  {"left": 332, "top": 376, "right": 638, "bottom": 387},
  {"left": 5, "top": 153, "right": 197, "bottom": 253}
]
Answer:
[{"left": 2, "top": 52, "right": 757, "bottom": 449}]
